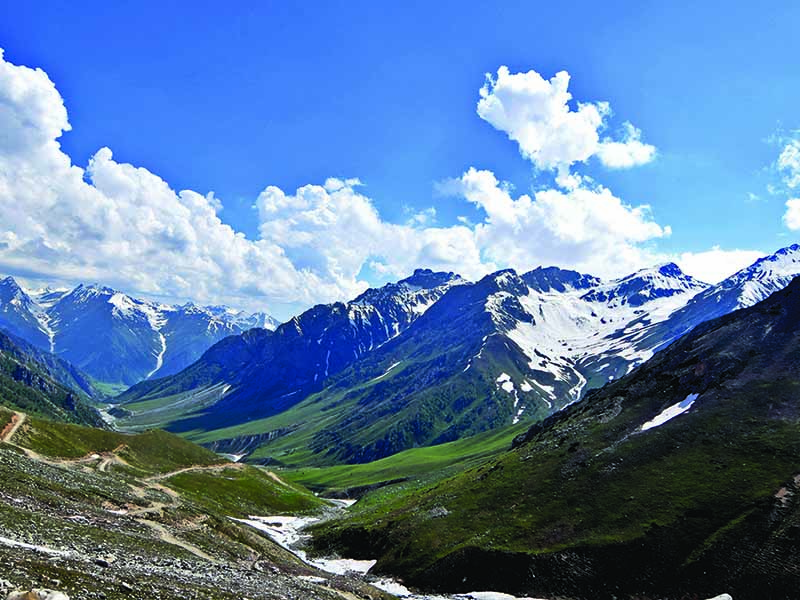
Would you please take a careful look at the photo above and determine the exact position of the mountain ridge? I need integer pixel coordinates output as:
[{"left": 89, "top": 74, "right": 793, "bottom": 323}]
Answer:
[
  {"left": 116, "top": 244, "right": 800, "bottom": 467},
  {"left": 0, "top": 276, "right": 280, "bottom": 387}
]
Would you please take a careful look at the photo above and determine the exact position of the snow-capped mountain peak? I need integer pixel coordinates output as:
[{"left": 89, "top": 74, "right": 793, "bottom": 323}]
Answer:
[
  {"left": 0, "top": 276, "right": 281, "bottom": 386},
  {"left": 581, "top": 262, "right": 707, "bottom": 308},
  {"left": 0, "top": 276, "right": 34, "bottom": 309},
  {"left": 522, "top": 266, "right": 601, "bottom": 293}
]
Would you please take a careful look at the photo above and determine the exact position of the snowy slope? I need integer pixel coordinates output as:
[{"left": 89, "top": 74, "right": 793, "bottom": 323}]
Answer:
[
  {"left": 0, "top": 277, "right": 280, "bottom": 386},
  {"left": 481, "top": 263, "right": 708, "bottom": 411}
]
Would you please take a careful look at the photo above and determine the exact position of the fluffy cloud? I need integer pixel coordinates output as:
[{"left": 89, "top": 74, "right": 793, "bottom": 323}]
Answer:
[
  {"left": 596, "top": 122, "right": 657, "bottom": 169},
  {"left": 255, "top": 179, "right": 487, "bottom": 283},
  {"left": 0, "top": 50, "right": 747, "bottom": 319},
  {"left": 783, "top": 198, "right": 800, "bottom": 230},
  {"left": 439, "top": 167, "right": 670, "bottom": 277},
  {"left": 778, "top": 139, "right": 800, "bottom": 189},
  {"left": 677, "top": 247, "right": 764, "bottom": 283},
  {"left": 477, "top": 66, "right": 655, "bottom": 178},
  {"left": 0, "top": 49, "right": 364, "bottom": 314}
]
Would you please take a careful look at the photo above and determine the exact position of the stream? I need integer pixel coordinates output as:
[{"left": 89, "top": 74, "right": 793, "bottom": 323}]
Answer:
[{"left": 231, "top": 502, "right": 546, "bottom": 600}]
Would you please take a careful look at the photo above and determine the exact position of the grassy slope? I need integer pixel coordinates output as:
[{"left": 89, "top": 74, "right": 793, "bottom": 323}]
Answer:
[
  {"left": 184, "top": 338, "right": 543, "bottom": 469},
  {"left": 283, "top": 420, "right": 529, "bottom": 494},
  {"left": 167, "top": 466, "right": 322, "bottom": 516},
  {"left": 7, "top": 409, "right": 327, "bottom": 515},
  {"left": 114, "top": 383, "right": 229, "bottom": 431},
  {"left": 16, "top": 416, "right": 225, "bottom": 474},
  {"left": 0, "top": 408, "right": 391, "bottom": 599},
  {"left": 0, "top": 350, "right": 103, "bottom": 427},
  {"left": 0, "top": 460, "right": 353, "bottom": 600},
  {"left": 310, "top": 284, "right": 800, "bottom": 598}
]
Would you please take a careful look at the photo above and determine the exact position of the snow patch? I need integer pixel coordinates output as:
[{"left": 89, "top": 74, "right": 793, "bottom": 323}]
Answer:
[
  {"left": 146, "top": 331, "right": 167, "bottom": 379},
  {"left": 641, "top": 393, "right": 699, "bottom": 431},
  {"left": 231, "top": 516, "right": 376, "bottom": 575},
  {"left": 369, "top": 361, "right": 401, "bottom": 383},
  {"left": 0, "top": 535, "right": 71, "bottom": 557}
]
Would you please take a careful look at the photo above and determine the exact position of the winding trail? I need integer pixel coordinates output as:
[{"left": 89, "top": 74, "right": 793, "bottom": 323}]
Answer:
[
  {"left": 1, "top": 419, "right": 227, "bottom": 563},
  {"left": 1, "top": 411, "right": 26, "bottom": 443},
  {"left": 145, "top": 461, "right": 246, "bottom": 482},
  {"left": 137, "top": 517, "right": 218, "bottom": 562}
]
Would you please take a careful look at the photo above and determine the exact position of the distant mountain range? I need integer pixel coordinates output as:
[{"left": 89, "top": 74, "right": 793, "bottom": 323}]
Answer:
[
  {"left": 118, "top": 269, "right": 464, "bottom": 428},
  {"left": 0, "top": 277, "right": 278, "bottom": 388},
  {"left": 118, "top": 244, "right": 800, "bottom": 465},
  {"left": 310, "top": 254, "right": 800, "bottom": 600}
]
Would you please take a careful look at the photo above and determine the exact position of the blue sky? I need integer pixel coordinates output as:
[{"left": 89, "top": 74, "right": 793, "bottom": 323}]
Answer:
[{"left": 0, "top": 2, "right": 799, "bottom": 318}]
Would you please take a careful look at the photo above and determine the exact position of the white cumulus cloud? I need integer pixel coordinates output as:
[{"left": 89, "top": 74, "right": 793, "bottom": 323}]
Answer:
[
  {"left": 0, "top": 49, "right": 364, "bottom": 315},
  {"left": 477, "top": 66, "right": 655, "bottom": 179},
  {"left": 438, "top": 167, "right": 670, "bottom": 278},
  {"left": 783, "top": 198, "right": 800, "bottom": 230},
  {"left": 596, "top": 122, "right": 657, "bottom": 169},
  {"left": 677, "top": 246, "right": 764, "bottom": 284}
]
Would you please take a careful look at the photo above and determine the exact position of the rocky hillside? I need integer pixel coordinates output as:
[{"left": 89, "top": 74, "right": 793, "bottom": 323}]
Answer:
[
  {"left": 0, "top": 407, "right": 393, "bottom": 600},
  {"left": 0, "top": 330, "right": 102, "bottom": 426}
]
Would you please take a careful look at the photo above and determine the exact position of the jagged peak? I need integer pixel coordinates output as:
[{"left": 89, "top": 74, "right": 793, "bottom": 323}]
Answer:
[
  {"left": 72, "top": 282, "right": 117, "bottom": 297},
  {"left": 734, "top": 243, "right": 800, "bottom": 280},
  {"left": 522, "top": 265, "right": 601, "bottom": 293},
  {"left": 581, "top": 261, "right": 707, "bottom": 307},
  {"left": 352, "top": 269, "right": 462, "bottom": 305},
  {"left": 617, "top": 261, "right": 697, "bottom": 283}
]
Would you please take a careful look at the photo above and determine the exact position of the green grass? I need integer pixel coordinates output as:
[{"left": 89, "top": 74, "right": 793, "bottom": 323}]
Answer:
[
  {"left": 18, "top": 416, "right": 227, "bottom": 474},
  {"left": 283, "top": 421, "right": 529, "bottom": 494},
  {"left": 0, "top": 405, "right": 13, "bottom": 430},
  {"left": 166, "top": 465, "right": 326, "bottom": 516},
  {"left": 309, "top": 375, "right": 800, "bottom": 593},
  {"left": 91, "top": 380, "right": 130, "bottom": 397},
  {"left": 116, "top": 383, "right": 229, "bottom": 430}
]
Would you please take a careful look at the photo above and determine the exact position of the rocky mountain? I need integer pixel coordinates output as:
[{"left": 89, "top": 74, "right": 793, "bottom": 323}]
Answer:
[
  {"left": 117, "top": 269, "right": 464, "bottom": 431},
  {"left": 118, "top": 245, "right": 800, "bottom": 466},
  {"left": 197, "top": 262, "right": 709, "bottom": 465},
  {"left": 0, "top": 277, "right": 53, "bottom": 350},
  {"left": 0, "top": 278, "right": 279, "bottom": 387},
  {"left": 0, "top": 329, "right": 102, "bottom": 426},
  {"left": 311, "top": 274, "right": 800, "bottom": 600}
]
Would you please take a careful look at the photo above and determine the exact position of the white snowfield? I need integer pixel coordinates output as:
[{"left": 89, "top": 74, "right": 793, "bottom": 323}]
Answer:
[
  {"left": 481, "top": 265, "right": 706, "bottom": 414},
  {"left": 641, "top": 393, "right": 699, "bottom": 431},
  {"left": 473, "top": 247, "right": 800, "bottom": 420}
]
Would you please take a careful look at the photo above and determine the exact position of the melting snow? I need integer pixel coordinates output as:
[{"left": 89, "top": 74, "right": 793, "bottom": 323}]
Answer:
[
  {"left": 232, "top": 515, "right": 375, "bottom": 574},
  {"left": 0, "top": 535, "right": 71, "bottom": 557},
  {"left": 232, "top": 514, "right": 557, "bottom": 600},
  {"left": 369, "top": 361, "right": 401, "bottom": 383},
  {"left": 146, "top": 331, "right": 167, "bottom": 379},
  {"left": 496, "top": 372, "right": 515, "bottom": 393},
  {"left": 641, "top": 393, "right": 699, "bottom": 431}
]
